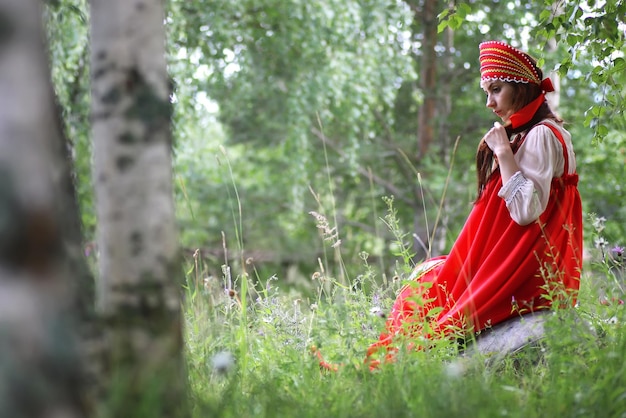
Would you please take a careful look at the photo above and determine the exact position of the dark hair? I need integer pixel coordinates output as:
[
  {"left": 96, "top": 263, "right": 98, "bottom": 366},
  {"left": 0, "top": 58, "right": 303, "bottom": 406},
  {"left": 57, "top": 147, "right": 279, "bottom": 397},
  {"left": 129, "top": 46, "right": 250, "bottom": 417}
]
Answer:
[
  {"left": 510, "top": 53, "right": 544, "bottom": 112},
  {"left": 510, "top": 81, "right": 542, "bottom": 112},
  {"left": 475, "top": 56, "right": 561, "bottom": 200}
]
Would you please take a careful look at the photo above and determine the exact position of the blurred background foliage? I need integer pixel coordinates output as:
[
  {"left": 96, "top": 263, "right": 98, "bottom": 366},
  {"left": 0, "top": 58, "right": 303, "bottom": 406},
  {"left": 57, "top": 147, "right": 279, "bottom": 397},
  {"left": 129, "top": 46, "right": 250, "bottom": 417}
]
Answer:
[{"left": 47, "top": 0, "right": 626, "bottom": 294}]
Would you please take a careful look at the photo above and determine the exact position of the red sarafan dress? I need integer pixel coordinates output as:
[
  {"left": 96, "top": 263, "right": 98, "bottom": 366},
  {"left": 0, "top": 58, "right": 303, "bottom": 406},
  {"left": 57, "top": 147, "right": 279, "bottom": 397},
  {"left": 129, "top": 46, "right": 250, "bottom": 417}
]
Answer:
[{"left": 366, "top": 122, "right": 583, "bottom": 366}]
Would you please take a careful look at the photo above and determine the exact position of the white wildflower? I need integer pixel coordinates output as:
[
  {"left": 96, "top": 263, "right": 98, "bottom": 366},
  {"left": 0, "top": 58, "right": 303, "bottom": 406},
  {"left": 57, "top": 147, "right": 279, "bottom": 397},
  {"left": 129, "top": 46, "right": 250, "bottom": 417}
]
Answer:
[
  {"left": 370, "top": 306, "right": 385, "bottom": 318},
  {"left": 444, "top": 360, "right": 467, "bottom": 379},
  {"left": 211, "top": 351, "right": 235, "bottom": 375},
  {"left": 594, "top": 237, "right": 609, "bottom": 249}
]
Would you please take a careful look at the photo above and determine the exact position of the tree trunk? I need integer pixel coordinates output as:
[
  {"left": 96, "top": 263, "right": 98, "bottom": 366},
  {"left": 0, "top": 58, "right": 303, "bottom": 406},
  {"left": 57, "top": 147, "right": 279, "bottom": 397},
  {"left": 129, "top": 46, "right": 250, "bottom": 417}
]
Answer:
[
  {"left": 416, "top": 0, "right": 439, "bottom": 158},
  {"left": 408, "top": 0, "right": 441, "bottom": 261},
  {"left": 432, "top": 17, "right": 455, "bottom": 257},
  {"left": 0, "top": 0, "right": 87, "bottom": 416},
  {"left": 89, "top": 0, "right": 188, "bottom": 415}
]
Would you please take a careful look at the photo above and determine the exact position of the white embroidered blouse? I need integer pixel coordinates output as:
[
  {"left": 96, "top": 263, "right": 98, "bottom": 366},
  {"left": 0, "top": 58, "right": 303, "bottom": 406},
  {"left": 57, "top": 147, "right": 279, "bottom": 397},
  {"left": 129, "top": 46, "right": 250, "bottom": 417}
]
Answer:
[{"left": 497, "top": 119, "right": 577, "bottom": 226}]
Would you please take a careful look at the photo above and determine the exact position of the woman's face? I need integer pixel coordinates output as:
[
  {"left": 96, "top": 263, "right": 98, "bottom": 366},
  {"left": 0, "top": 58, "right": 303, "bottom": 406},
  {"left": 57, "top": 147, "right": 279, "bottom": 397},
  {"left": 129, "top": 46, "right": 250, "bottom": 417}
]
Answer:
[{"left": 482, "top": 81, "right": 516, "bottom": 124}]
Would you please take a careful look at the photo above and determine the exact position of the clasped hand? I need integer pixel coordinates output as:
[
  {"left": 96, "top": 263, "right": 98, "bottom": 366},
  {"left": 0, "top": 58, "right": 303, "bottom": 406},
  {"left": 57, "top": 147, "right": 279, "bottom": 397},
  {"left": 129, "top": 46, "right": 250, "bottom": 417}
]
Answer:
[{"left": 482, "top": 122, "right": 510, "bottom": 156}]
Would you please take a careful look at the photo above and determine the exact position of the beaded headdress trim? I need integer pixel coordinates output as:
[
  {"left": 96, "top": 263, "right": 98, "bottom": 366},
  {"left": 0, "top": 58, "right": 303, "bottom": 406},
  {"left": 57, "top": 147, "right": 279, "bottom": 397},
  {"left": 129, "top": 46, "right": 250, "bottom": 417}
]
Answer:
[{"left": 479, "top": 41, "right": 554, "bottom": 92}]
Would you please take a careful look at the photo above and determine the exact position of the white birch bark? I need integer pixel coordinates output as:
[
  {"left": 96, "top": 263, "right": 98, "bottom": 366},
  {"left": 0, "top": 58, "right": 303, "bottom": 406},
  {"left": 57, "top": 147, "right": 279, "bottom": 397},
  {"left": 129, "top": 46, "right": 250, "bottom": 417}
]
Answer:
[
  {"left": 89, "top": 0, "right": 187, "bottom": 414},
  {"left": 0, "top": 0, "right": 85, "bottom": 416}
]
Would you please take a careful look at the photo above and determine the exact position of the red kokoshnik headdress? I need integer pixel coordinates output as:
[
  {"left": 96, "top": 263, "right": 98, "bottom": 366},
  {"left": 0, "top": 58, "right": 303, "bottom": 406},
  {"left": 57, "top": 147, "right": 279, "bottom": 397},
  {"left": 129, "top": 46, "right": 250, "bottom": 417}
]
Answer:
[
  {"left": 479, "top": 41, "right": 555, "bottom": 130},
  {"left": 479, "top": 41, "right": 554, "bottom": 93}
]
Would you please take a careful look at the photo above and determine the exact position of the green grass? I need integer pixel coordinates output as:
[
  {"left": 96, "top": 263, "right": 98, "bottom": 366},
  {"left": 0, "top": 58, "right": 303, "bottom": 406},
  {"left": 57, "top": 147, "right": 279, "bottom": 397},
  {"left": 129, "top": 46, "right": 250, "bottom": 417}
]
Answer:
[{"left": 183, "top": 245, "right": 626, "bottom": 418}]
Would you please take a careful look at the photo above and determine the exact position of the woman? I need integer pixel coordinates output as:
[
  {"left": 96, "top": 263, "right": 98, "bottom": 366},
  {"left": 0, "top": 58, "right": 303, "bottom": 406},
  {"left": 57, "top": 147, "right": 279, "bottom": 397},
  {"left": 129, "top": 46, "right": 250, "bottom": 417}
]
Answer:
[{"left": 364, "top": 41, "right": 583, "bottom": 368}]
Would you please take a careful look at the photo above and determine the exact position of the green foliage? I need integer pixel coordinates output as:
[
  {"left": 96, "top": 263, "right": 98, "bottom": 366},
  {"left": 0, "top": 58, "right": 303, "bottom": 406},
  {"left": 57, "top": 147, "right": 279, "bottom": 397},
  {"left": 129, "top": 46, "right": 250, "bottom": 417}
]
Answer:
[
  {"left": 184, "top": 224, "right": 626, "bottom": 418},
  {"left": 577, "top": 132, "right": 626, "bottom": 242},
  {"left": 166, "top": 0, "right": 431, "bottom": 280},
  {"left": 45, "top": 0, "right": 94, "bottom": 239},
  {"left": 437, "top": 3, "right": 472, "bottom": 32},
  {"left": 533, "top": 0, "right": 626, "bottom": 143},
  {"left": 170, "top": 0, "right": 414, "bottom": 143}
]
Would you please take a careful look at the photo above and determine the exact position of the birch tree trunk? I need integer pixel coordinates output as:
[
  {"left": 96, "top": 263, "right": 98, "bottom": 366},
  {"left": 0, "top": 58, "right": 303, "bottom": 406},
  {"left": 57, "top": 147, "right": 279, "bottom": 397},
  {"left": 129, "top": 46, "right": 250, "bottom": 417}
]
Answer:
[
  {"left": 89, "top": 0, "right": 188, "bottom": 415},
  {"left": 0, "top": 0, "right": 87, "bottom": 416}
]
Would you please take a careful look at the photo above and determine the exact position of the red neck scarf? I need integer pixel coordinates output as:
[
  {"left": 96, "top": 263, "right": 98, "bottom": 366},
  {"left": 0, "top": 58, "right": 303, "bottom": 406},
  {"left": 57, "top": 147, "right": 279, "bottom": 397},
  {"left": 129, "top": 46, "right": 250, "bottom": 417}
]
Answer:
[
  {"left": 508, "top": 77, "right": 555, "bottom": 134},
  {"left": 509, "top": 93, "right": 546, "bottom": 129}
]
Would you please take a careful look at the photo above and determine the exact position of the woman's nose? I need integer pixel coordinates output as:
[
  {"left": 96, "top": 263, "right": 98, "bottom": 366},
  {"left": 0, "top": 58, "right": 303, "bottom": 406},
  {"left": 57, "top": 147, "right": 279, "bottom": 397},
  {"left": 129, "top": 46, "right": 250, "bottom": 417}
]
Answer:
[{"left": 486, "top": 94, "right": 495, "bottom": 108}]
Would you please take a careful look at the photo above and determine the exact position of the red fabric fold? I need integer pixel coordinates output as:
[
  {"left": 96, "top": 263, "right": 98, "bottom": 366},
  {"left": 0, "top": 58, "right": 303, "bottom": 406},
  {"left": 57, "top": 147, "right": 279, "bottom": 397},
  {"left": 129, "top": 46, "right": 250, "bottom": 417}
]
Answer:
[
  {"left": 541, "top": 78, "right": 555, "bottom": 93},
  {"left": 366, "top": 123, "right": 582, "bottom": 368},
  {"left": 509, "top": 94, "right": 545, "bottom": 129}
]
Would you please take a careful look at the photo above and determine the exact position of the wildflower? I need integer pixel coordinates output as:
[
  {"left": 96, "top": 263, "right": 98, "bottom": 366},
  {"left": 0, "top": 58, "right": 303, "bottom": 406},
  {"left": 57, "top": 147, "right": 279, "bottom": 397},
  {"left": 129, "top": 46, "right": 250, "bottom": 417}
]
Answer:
[
  {"left": 309, "top": 211, "right": 340, "bottom": 246},
  {"left": 310, "top": 346, "right": 339, "bottom": 372},
  {"left": 372, "top": 293, "right": 380, "bottom": 305},
  {"left": 211, "top": 351, "right": 235, "bottom": 375},
  {"left": 370, "top": 306, "right": 385, "bottom": 318},
  {"left": 594, "top": 237, "right": 608, "bottom": 249},
  {"left": 612, "top": 246, "right": 625, "bottom": 257},
  {"left": 84, "top": 242, "right": 95, "bottom": 257},
  {"left": 600, "top": 296, "right": 624, "bottom": 306},
  {"left": 444, "top": 360, "right": 467, "bottom": 379},
  {"left": 591, "top": 216, "right": 606, "bottom": 232},
  {"left": 574, "top": 392, "right": 583, "bottom": 403}
]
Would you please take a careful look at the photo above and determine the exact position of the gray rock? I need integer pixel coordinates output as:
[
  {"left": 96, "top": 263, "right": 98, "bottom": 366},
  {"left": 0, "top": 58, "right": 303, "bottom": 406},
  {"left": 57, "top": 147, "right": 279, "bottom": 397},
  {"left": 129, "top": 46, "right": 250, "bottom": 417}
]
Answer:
[
  {"left": 462, "top": 311, "right": 596, "bottom": 366},
  {"left": 467, "top": 312, "right": 550, "bottom": 361}
]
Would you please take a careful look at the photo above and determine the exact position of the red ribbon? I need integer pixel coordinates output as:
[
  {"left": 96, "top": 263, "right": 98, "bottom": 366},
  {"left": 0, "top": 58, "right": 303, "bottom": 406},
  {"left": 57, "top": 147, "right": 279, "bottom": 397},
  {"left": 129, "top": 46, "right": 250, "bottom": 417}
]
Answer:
[
  {"left": 509, "top": 93, "right": 545, "bottom": 129},
  {"left": 540, "top": 77, "right": 555, "bottom": 92}
]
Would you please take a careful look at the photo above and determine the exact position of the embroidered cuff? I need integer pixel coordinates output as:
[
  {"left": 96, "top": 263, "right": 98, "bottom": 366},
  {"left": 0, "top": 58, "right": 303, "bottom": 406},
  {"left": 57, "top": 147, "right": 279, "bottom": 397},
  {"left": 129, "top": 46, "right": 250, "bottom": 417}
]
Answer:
[{"left": 498, "top": 171, "right": 527, "bottom": 206}]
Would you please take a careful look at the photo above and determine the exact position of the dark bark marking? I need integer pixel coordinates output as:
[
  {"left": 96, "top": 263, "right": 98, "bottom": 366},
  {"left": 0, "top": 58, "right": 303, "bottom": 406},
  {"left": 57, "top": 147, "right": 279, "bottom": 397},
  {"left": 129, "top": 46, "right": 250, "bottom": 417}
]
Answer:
[
  {"left": 93, "top": 67, "right": 106, "bottom": 80},
  {"left": 101, "top": 86, "right": 121, "bottom": 105},
  {"left": 0, "top": 169, "right": 62, "bottom": 276},
  {"left": 93, "top": 61, "right": 116, "bottom": 80},
  {"left": 119, "top": 132, "right": 137, "bottom": 144},
  {"left": 116, "top": 155, "right": 135, "bottom": 172},
  {"left": 130, "top": 231, "right": 143, "bottom": 256},
  {"left": 0, "top": 10, "right": 15, "bottom": 48},
  {"left": 90, "top": 111, "right": 112, "bottom": 122},
  {"left": 106, "top": 280, "right": 173, "bottom": 328},
  {"left": 0, "top": 170, "right": 25, "bottom": 268},
  {"left": 123, "top": 68, "right": 172, "bottom": 142}
]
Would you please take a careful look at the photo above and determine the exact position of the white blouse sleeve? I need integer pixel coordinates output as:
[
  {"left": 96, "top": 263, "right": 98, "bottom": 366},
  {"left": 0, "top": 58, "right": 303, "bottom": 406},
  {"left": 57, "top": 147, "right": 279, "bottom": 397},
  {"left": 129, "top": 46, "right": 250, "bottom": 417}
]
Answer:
[{"left": 497, "top": 124, "right": 565, "bottom": 226}]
